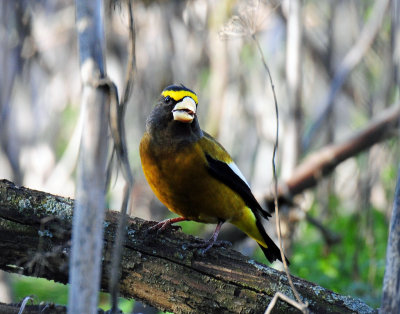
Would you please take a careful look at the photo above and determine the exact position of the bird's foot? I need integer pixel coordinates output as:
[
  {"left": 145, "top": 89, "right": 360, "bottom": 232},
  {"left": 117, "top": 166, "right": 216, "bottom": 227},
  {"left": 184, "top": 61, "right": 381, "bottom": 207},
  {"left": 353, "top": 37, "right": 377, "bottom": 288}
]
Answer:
[
  {"left": 185, "top": 221, "right": 230, "bottom": 255},
  {"left": 147, "top": 217, "right": 188, "bottom": 234},
  {"left": 186, "top": 239, "right": 232, "bottom": 255}
]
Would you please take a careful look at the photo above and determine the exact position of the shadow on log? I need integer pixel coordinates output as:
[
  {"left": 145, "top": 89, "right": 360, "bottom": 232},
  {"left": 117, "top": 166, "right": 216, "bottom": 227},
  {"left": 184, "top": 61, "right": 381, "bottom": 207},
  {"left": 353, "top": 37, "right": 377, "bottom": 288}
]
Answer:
[{"left": 0, "top": 179, "right": 376, "bottom": 313}]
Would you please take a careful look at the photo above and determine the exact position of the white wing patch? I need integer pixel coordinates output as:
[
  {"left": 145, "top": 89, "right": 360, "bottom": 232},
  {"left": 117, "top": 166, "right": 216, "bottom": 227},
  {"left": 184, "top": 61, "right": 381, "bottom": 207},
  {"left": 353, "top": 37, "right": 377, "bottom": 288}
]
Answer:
[{"left": 228, "top": 162, "right": 250, "bottom": 187}]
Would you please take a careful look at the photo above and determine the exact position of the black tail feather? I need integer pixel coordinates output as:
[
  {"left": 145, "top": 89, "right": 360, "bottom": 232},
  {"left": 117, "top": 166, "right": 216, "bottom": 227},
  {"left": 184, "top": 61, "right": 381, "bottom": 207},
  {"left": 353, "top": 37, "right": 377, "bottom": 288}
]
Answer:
[
  {"left": 258, "top": 243, "right": 290, "bottom": 265},
  {"left": 255, "top": 216, "right": 290, "bottom": 265}
]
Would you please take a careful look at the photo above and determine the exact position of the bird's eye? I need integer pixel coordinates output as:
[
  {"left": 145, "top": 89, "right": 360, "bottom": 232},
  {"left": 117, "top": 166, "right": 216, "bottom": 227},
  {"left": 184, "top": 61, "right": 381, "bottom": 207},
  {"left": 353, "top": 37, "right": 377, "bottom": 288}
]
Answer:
[{"left": 164, "top": 96, "right": 171, "bottom": 102}]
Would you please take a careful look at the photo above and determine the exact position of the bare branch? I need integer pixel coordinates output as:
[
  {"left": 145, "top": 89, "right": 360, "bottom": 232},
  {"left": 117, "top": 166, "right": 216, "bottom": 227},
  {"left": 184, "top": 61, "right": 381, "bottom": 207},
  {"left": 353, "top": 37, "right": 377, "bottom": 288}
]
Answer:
[
  {"left": 108, "top": 2, "right": 136, "bottom": 312},
  {"left": 265, "top": 292, "right": 308, "bottom": 314},
  {"left": 266, "top": 103, "right": 400, "bottom": 205},
  {"left": 252, "top": 32, "right": 306, "bottom": 311},
  {"left": 71, "top": 0, "right": 109, "bottom": 313},
  {"left": 0, "top": 301, "right": 68, "bottom": 314}
]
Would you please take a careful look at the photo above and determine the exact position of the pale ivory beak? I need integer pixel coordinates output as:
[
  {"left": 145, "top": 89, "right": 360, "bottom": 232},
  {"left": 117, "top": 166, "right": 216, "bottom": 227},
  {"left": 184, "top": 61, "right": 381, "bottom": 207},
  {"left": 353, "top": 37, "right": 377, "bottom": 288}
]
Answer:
[{"left": 172, "top": 97, "right": 197, "bottom": 123}]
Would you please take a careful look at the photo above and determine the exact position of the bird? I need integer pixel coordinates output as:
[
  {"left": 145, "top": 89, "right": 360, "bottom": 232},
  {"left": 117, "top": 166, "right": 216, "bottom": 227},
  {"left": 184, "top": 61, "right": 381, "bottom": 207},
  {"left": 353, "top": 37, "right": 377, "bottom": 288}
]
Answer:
[{"left": 139, "top": 84, "right": 289, "bottom": 265}]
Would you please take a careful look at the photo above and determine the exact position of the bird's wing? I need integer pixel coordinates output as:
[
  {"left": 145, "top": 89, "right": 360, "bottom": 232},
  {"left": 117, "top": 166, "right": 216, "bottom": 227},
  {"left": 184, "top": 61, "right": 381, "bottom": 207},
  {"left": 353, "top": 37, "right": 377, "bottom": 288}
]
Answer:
[{"left": 199, "top": 133, "right": 271, "bottom": 219}]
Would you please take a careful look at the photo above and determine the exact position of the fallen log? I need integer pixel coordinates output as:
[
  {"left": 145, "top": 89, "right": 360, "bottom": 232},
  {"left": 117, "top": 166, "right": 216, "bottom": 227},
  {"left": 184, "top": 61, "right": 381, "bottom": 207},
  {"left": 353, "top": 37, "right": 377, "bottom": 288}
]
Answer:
[{"left": 0, "top": 179, "right": 375, "bottom": 313}]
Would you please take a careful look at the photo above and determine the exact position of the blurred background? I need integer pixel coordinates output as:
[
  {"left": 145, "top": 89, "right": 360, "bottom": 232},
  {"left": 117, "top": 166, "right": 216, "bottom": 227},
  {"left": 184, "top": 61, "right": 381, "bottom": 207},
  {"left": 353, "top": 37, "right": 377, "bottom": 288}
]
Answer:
[{"left": 0, "top": 0, "right": 398, "bottom": 311}]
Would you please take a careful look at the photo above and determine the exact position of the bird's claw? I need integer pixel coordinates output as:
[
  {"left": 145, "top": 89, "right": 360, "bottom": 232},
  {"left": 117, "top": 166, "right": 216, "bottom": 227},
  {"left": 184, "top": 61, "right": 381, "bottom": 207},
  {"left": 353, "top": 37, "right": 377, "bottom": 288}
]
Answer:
[
  {"left": 188, "top": 239, "right": 231, "bottom": 248},
  {"left": 146, "top": 221, "right": 182, "bottom": 234},
  {"left": 214, "top": 240, "right": 232, "bottom": 248},
  {"left": 185, "top": 239, "right": 232, "bottom": 255}
]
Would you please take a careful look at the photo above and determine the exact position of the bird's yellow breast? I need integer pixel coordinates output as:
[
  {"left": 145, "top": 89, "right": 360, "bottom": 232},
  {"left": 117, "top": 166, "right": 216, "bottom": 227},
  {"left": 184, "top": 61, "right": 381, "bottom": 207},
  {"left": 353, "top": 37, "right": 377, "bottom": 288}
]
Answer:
[{"left": 139, "top": 133, "right": 246, "bottom": 223}]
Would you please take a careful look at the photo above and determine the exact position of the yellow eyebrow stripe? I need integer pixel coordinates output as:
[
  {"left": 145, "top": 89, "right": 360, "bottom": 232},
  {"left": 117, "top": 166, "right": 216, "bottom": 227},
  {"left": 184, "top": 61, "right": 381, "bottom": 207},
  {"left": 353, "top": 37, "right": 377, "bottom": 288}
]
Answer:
[{"left": 162, "top": 90, "right": 198, "bottom": 104}]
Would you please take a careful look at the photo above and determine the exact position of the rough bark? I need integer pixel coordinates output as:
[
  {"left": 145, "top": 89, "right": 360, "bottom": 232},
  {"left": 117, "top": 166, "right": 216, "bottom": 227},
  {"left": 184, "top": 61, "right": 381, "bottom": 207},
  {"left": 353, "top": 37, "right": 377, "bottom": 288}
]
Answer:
[
  {"left": 0, "top": 179, "right": 376, "bottom": 313},
  {"left": 0, "top": 302, "right": 68, "bottom": 314},
  {"left": 380, "top": 167, "right": 400, "bottom": 313}
]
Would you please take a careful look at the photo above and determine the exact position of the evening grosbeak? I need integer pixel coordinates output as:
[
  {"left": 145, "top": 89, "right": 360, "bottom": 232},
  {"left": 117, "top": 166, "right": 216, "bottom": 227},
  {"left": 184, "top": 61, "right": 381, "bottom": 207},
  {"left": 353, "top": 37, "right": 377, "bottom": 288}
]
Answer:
[{"left": 139, "top": 84, "right": 289, "bottom": 264}]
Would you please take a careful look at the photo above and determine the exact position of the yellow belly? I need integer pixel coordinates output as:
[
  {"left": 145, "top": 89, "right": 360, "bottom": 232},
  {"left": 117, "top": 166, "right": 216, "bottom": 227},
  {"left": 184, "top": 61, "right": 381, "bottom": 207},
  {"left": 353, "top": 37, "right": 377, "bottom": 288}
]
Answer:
[
  {"left": 140, "top": 133, "right": 245, "bottom": 223},
  {"left": 139, "top": 132, "right": 268, "bottom": 248}
]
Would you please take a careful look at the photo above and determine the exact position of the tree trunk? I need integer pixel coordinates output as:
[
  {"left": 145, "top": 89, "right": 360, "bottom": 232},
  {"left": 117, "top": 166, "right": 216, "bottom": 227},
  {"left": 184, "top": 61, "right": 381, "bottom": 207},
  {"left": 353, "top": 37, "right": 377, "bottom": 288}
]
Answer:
[{"left": 380, "top": 167, "right": 400, "bottom": 313}]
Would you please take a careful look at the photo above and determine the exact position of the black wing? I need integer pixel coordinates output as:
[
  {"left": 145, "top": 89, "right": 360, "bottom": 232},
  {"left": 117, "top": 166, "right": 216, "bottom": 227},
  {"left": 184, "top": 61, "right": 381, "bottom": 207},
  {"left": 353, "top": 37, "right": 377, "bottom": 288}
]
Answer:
[
  {"left": 206, "top": 153, "right": 290, "bottom": 264},
  {"left": 205, "top": 154, "right": 271, "bottom": 219}
]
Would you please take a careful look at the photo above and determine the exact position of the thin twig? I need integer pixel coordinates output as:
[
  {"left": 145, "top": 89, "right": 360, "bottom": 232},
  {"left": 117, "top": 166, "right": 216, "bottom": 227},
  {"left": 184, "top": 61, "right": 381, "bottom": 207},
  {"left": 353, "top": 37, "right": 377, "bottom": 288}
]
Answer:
[
  {"left": 213, "top": 1, "right": 307, "bottom": 311},
  {"left": 265, "top": 292, "right": 308, "bottom": 314},
  {"left": 18, "top": 296, "right": 35, "bottom": 314},
  {"left": 120, "top": 0, "right": 136, "bottom": 109},
  {"left": 305, "top": 213, "right": 341, "bottom": 246},
  {"left": 108, "top": 1, "right": 135, "bottom": 312},
  {"left": 252, "top": 33, "right": 307, "bottom": 311}
]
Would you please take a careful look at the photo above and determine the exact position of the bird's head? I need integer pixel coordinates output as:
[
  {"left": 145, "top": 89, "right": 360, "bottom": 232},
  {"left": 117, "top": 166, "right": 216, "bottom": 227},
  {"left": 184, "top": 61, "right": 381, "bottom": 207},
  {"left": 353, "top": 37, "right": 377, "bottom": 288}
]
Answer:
[
  {"left": 161, "top": 84, "right": 198, "bottom": 124},
  {"left": 146, "top": 85, "right": 202, "bottom": 141}
]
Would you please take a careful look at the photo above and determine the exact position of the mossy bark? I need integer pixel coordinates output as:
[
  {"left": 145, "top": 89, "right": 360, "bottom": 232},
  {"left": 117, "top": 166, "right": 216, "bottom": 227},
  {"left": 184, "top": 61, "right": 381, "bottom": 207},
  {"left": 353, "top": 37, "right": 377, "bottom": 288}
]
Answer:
[{"left": 0, "top": 179, "right": 375, "bottom": 313}]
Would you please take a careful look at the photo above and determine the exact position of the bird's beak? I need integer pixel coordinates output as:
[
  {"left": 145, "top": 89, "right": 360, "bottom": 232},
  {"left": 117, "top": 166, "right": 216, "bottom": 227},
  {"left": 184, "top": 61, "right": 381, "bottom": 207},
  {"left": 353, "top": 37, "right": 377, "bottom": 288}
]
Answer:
[{"left": 172, "top": 97, "right": 197, "bottom": 123}]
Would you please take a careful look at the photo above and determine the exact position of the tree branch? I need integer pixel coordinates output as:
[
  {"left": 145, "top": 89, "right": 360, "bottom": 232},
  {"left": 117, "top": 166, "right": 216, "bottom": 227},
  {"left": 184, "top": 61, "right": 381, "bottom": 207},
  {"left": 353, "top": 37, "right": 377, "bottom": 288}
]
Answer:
[
  {"left": 72, "top": 0, "right": 109, "bottom": 313},
  {"left": 0, "top": 179, "right": 376, "bottom": 313},
  {"left": 266, "top": 104, "right": 400, "bottom": 206},
  {"left": 0, "top": 301, "right": 68, "bottom": 314}
]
